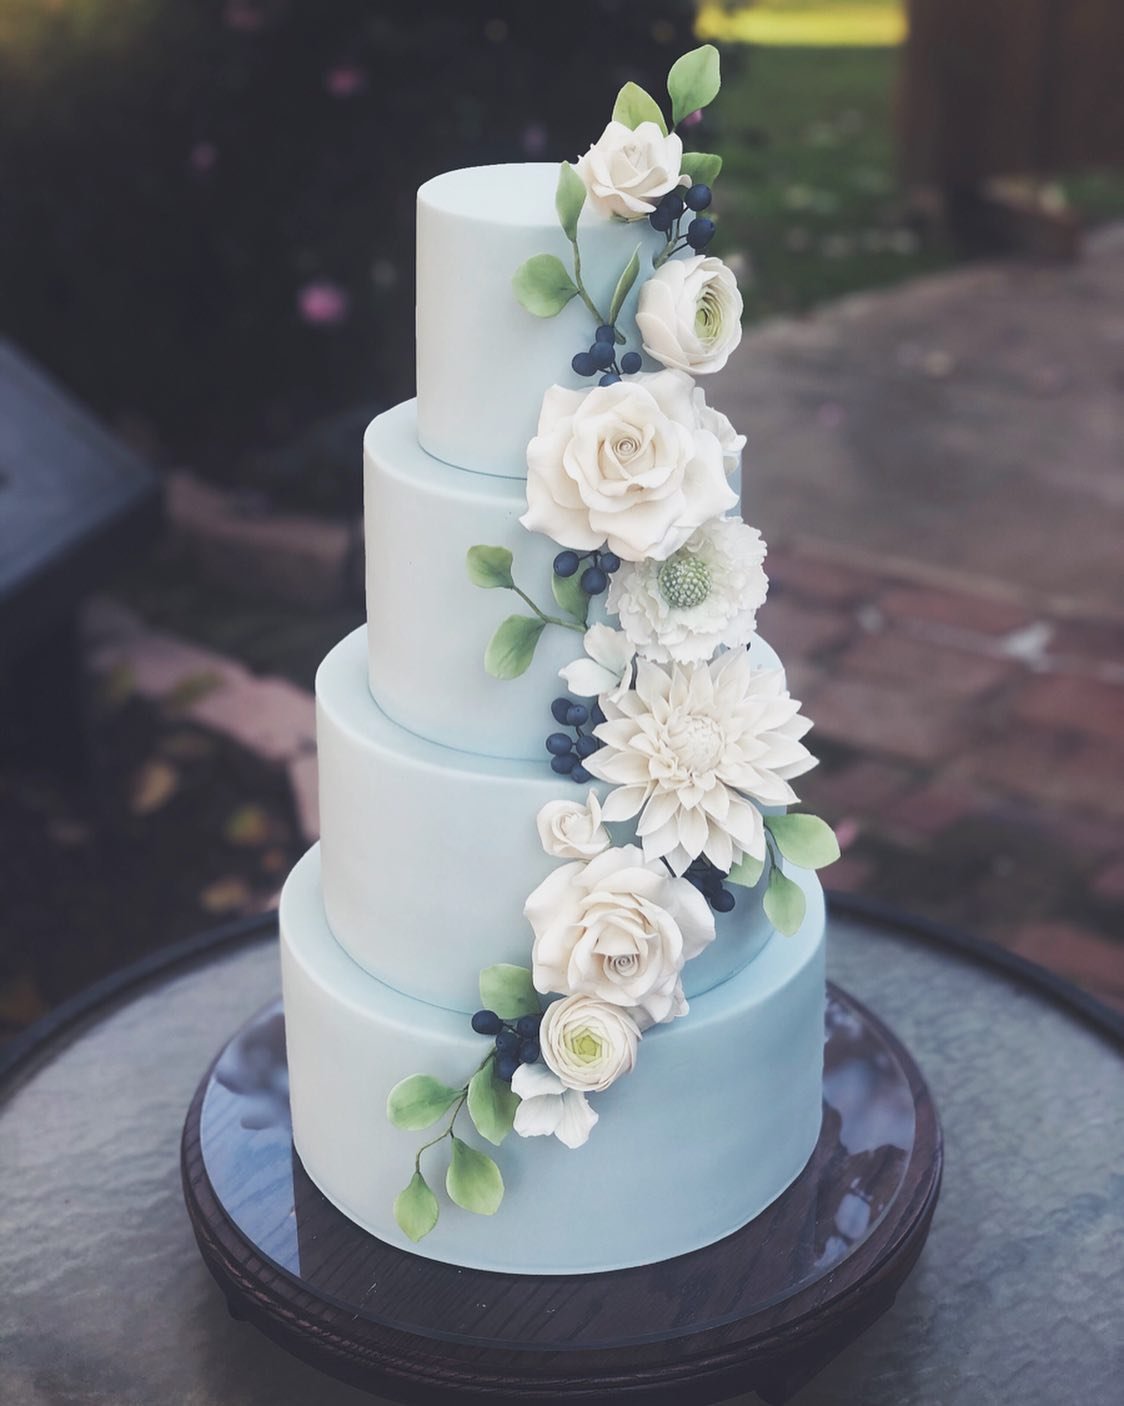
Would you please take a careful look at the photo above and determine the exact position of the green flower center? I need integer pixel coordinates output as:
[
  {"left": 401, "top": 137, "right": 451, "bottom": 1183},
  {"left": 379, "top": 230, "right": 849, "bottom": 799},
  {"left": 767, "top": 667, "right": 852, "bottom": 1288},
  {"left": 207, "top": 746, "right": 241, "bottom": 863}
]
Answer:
[
  {"left": 566, "top": 1026, "right": 604, "bottom": 1065},
  {"left": 658, "top": 554, "right": 711, "bottom": 609}
]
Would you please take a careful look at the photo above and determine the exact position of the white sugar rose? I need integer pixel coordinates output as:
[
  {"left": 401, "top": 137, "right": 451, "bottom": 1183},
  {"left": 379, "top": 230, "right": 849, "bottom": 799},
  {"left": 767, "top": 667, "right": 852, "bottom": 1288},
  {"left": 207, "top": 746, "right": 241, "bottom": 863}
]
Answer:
[
  {"left": 576, "top": 120, "right": 686, "bottom": 221},
  {"left": 607, "top": 516, "right": 768, "bottom": 664},
  {"left": 693, "top": 384, "right": 745, "bottom": 475},
  {"left": 536, "top": 792, "right": 610, "bottom": 861},
  {"left": 525, "top": 844, "right": 715, "bottom": 1028},
  {"left": 538, "top": 993, "right": 641, "bottom": 1092},
  {"left": 521, "top": 373, "right": 737, "bottom": 562},
  {"left": 511, "top": 1061, "right": 598, "bottom": 1148},
  {"left": 636, "top": 255, "right": 743, "bottom": 375}
]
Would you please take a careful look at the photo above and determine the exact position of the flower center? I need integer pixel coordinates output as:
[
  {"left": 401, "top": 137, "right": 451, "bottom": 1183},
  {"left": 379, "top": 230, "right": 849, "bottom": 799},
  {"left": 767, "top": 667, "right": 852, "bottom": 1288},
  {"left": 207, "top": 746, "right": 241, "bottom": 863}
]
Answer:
[
  {"left": 566, "top": 1026, "right": 604, "bottom": 1065},
  {"left": 607, "top": 953, "right": 640, "bottom": 976},
  {"left": 674, "top": 714, "right": 725, "bottom": 772},
  {"left": 614, "top": 434, "right": 640, "bottom": 459},
  {"left": 658, "top": 553, "right": 711, "bottom": 609}
]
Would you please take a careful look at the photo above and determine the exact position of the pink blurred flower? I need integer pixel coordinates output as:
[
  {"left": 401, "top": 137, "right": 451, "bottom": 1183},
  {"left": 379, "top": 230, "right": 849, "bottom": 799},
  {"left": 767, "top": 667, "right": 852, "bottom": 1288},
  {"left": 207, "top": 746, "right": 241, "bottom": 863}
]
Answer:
[
  {"left": 681, "top": 109, "right": 704, "bottom": 128},
  {"left": 522, "top": 122, "right": 548, "bottom": 156},
  {"left": 223, "top": 1, "right": 265, "bottom": 32},
  {"left": 297, "top": 280, "right": 350, "bottom": 327},
  {"left": 189, "top": 142, "right": 217, "bottom": 174},
  {"left": 325, "top": 64, "right": 367, "bottom": 98}
]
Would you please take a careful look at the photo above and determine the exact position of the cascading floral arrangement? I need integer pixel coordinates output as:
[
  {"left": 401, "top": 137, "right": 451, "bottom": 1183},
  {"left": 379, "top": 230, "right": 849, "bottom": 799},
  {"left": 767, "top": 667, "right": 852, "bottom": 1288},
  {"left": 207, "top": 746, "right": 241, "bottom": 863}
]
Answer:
[{"left": 387, "top": 45, "right": 839, "bottom": 1245}]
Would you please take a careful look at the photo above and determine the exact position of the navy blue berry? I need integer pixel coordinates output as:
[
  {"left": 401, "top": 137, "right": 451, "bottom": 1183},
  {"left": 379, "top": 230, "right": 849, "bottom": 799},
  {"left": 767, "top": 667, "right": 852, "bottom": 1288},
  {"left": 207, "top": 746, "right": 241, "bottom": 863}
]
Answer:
[
  {"left": 515, "top": 1012, "right": 543, "bottom": 1037},
  {"left": 620, "top": 351, "right": 642, "bottom": 375},
  {"left": 571, "top": 764, "right": 592, "bottom": 784},
  {"left": 566, "top": 702, "right": 589, "bottom": 727},
  {"left": 599, "top": 372, "right": 621, "bottom": 387},
  {"left": 685, "top": 183, "right": 712, "bottom": 211},
  {"left": 495, "top": 1029, "right": 519, "bottom": 1055},
  {"left": 660, "top": 189, "right": 686, "bottom": 218},
  {"left": 546, "top": 732, "right": 572, "bottom": 756},
  {"left": 551, "top": 696, "right": 574, "bottom": 724},
  {"left": 551, "top": 752, "right": 578, "bottom": 775},
  {"left": 553, "top": 550, "right": 579, "bottom": 578},
  {"left": 518, "top": 1038, "right": 541, "bottom": 1065},
  {"left": 471, "top": 1009, "right": 502, "bottom": 1035},
  {"left": 599, "top": 550, "right": 622, "bottom": 573},
  {"left": 571, "top": 350, "right": 596, "bottom": 377},
  {"left": 686, "top": 217, "right": 716, "bottom": 250},
  {"left": 712, "top": 888, "right": 736, "bottom": 913},
  {"left": 594, "top": 324, "right": 615, "bottom": 344},
  {"left": 649, "top": 204, "right": 672, "bottom": 232},
  {"left": 495, "top": 1051, "right": 519, "bottom": 1082},
  {"left": 590, "top": 340, "right": 615, "bottom": 370},
  {"left": 581, "top": 565, "right": 608, "bottom": 595},
  {"left": 575, "top": 734, "right": 599, "bottom": 758}
]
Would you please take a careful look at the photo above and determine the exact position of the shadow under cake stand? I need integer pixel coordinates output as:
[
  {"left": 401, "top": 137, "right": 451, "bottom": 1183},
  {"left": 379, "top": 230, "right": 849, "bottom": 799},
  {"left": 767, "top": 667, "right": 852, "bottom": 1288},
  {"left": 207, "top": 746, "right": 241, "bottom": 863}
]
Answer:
[{"left": 182, "top": 983, "right": 941, "bottom": 1405}]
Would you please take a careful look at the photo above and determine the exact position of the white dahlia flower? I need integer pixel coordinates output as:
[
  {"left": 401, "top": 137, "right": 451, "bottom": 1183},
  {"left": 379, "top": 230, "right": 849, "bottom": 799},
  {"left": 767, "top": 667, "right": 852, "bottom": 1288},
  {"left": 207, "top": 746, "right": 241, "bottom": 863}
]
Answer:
[
  {"left": 585, "top": 651, "right": 817, "bottom": 875},
  {"left": 607, "top": 516, "right": 768, "bottom": 664}
]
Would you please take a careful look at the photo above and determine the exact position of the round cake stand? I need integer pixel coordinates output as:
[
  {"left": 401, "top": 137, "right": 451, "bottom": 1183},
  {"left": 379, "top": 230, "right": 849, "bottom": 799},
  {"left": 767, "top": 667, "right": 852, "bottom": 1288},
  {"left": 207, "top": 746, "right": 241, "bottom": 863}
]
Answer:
[{"left": 181, "top": 983, "right": 941, "bottom": 1406}]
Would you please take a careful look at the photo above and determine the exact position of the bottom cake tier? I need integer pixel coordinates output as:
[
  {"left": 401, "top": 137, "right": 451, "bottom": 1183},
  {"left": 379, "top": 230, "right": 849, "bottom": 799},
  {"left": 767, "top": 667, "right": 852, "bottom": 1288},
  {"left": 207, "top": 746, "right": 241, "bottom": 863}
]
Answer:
[{"left": 279, "top": 846, "right": 826, "bottom": 1275}]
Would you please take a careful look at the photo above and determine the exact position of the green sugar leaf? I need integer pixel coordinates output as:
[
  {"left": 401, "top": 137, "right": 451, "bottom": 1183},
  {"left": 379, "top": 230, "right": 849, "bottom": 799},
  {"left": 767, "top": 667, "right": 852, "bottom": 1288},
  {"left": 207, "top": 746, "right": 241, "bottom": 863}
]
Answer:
[
  {"left": 484, "top": 616, "right": 546, "bottom": 680},
  {"left": 386, "top": 1074, "right": 462, "bottom": 1131},
  {"left": 512, "top": 254, "right": 578, "bottom": 317},
  {"left": 680, "top": 151, "right": 723, "bottom": 187},
  {"left": 763, "top": 867, "right": 807, "bottom": 937},
  {"left": 611, "top": 81, "right": 668, "bottom": 135},
  {"left": 551, "top": 568, "right": 589, "bottom": 624},
  {"left": 467, "top": 1064, "right": 520, "bottom": 1147},
  {"left": 668, "top": 44, "right": 721, "bottom": 128},
  {"left": 465, "top": 544, "right": 514, "bottom": 589},
  {"left": 765, "top": 814, "right": 841, "bottom": 870},
  {"left": 726, "top": 852, "right": 765, "bottom": 889},
  {"left": 393, "top": 1171, "right": 439, "bottom": 1242},
  {"left": 607, "top": 244, "right": 642, "bottom": 328},
  {"left": 555, "top": 161, "right": 586, "bottom": 243},
  {"left": 446, "top": 1137, "right": 504, "bottom": 1216},
  {"left": 479, "top": 963, "right": 540, "bottom": 1019}
]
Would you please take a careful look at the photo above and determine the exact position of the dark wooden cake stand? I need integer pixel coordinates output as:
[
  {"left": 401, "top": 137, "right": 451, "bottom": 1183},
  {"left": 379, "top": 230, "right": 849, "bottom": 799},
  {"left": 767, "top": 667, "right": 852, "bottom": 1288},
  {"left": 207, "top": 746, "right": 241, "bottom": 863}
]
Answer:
[{"left": 182, "top": 983, "right": 941, "bottom": 1405}]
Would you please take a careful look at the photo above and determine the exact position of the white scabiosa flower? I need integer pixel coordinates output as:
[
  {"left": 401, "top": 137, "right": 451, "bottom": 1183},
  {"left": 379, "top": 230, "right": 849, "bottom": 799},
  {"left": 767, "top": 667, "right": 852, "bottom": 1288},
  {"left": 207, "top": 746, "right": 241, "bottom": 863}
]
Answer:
[
  {"left": 584, "top": 651, "right": 817, "bottom": 875},
  {"left": 636, "top": 255, "right": 743, "bottom": 375},
  {"left": 575, "top": 120, "right": 687, "bottom": 221},
  {"left": 511, "top": 1061, "right": 598, "bottom": 1149},
  {"left": 607, "top": 517, "right": 768, "bottom": 664}
]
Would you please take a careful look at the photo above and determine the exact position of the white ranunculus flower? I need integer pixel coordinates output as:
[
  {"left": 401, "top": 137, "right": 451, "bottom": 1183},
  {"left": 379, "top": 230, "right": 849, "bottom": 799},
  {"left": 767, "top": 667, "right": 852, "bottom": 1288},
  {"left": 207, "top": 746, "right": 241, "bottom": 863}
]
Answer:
[
  {"left": 575, "top": 120, "right": 687, "bottom": 221},
  {"left": 536, "top": 791, "right": 610, "bottom": 861},
  {"left": 585, "top": 651, "right": 817, "bottom": 875},
  {"left": 511, "top": 1061, "right": 598, "bottom": 1149},
  {"left": 525, "top": 844, "right": 715, "bottom": 1028},
  {"left": 692, "top": 384, "right": 746, "bottom": 475},
  {"left": 607, "top": 517, "right": 769, "bottom": 664},
  {"left": 636, "top": 255, "right": 744, "bottom": 375},
  {"left": 521, "top": 374, "right": 737, "bottom": 562},
  {"left": 538, "top": 993, "right": 641, "bottom": 1092},
  {"left": 559, "top": 624, "right": 634, "bottom": 701}
]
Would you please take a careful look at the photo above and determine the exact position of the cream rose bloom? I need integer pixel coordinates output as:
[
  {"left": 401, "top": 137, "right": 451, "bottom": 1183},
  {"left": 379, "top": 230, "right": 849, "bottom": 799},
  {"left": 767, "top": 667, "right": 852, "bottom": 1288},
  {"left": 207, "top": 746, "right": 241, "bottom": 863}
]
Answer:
[
  {"left": 538, "top": 993, "right": 641, "bottom": 1092},
  {"left": 636, "top": 255, "right": 743, "bottom": 375},
  {"left": 525, "top": 844, "right": 715, "bottom": 1028},
  {"left": 521, "top": 373, "right": 737, "bottom": 562},
  {"left": 576, "top": 120, "right": 686, "bottom": 220},
  {"left": 692, "top": 384, "right": 746, "bottom": 475},
  {"left": 536, "top": 792, "right": 610, "bottom": 861}
]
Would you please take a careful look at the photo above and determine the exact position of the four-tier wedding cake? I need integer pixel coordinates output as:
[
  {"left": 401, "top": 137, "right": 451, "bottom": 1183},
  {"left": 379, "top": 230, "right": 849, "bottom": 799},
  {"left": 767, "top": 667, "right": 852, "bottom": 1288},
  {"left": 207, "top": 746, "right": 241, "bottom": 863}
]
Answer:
[{"left": 279, "top": 45, "right": 839, "bottom": 1275}]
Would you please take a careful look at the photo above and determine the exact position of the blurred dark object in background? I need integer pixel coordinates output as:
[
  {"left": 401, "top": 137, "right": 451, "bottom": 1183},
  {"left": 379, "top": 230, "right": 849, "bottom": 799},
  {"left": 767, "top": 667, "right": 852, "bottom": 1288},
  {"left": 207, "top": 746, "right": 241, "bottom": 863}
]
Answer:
[
  {"left": 0, "top": 0, "right": 695, "bottom": 510},
  {"left": 900, "top": 0, "right": 1124, "bottom": 256}
]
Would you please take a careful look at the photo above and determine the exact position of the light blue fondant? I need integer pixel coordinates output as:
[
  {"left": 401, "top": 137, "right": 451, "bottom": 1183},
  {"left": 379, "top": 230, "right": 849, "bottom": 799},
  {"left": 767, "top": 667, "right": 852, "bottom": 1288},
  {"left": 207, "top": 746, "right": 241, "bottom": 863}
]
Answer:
[
  {"left": 281, "top": 846, "right": 826, "bottom": 1274},
  {"left": 318, "top": 625, "right": 775, "bottom": 1011}
]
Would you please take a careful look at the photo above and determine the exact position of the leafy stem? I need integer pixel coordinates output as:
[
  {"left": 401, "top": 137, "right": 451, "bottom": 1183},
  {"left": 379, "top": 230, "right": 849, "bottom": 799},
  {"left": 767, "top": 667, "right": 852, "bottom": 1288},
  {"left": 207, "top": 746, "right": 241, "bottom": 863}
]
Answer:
[
  {"left": 510, "top": 582, "right": 585, "bottom": 633},
  {"left": 569, "top": 236, "right": 610, "bottom": 328},
  {"left": 412, "top": 1052, "right": 494, "bottom": 1174}
]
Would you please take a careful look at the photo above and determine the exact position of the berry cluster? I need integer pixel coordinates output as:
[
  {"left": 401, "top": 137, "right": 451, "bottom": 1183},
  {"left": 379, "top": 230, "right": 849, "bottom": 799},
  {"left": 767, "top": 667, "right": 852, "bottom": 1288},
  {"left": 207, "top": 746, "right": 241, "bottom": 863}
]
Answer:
[
  {"left": 684, "top": 855, "right": 736, "bottom": 913},
  {"left": 572, "top": 324, "right": 643, "bottom": 386},
  {"left": 546, "top": 694, "right": 606, "bottom": 783},
  {"left": 553, "top": 546, "right": 621, "bottom": 597},
  {"left": 650, "top": 183, "right": 715, "bottom": 253},
  {"left": 471, "top": 1008, "right": 542, "bottom": 1082}
]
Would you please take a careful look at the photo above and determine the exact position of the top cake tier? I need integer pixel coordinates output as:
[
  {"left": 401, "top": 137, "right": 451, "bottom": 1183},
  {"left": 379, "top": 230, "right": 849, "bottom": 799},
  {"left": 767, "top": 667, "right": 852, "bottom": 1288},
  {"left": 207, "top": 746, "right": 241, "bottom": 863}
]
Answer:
[{"left": 416, "top": 163, "right": 664, "bottom": 479}]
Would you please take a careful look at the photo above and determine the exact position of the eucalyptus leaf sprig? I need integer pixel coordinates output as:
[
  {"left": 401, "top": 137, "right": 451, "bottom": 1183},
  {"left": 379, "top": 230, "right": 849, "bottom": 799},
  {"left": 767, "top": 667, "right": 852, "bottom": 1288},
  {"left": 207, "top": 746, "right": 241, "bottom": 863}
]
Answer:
[
  {"left": 388, "top": 964, "right": 542, "bottom": 1243},
  {"left": 467, "top": 544, "right": 591, "bottom": 681},
  {"left": 720, "top": 812, "right": 840, "bottom": 936}
]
